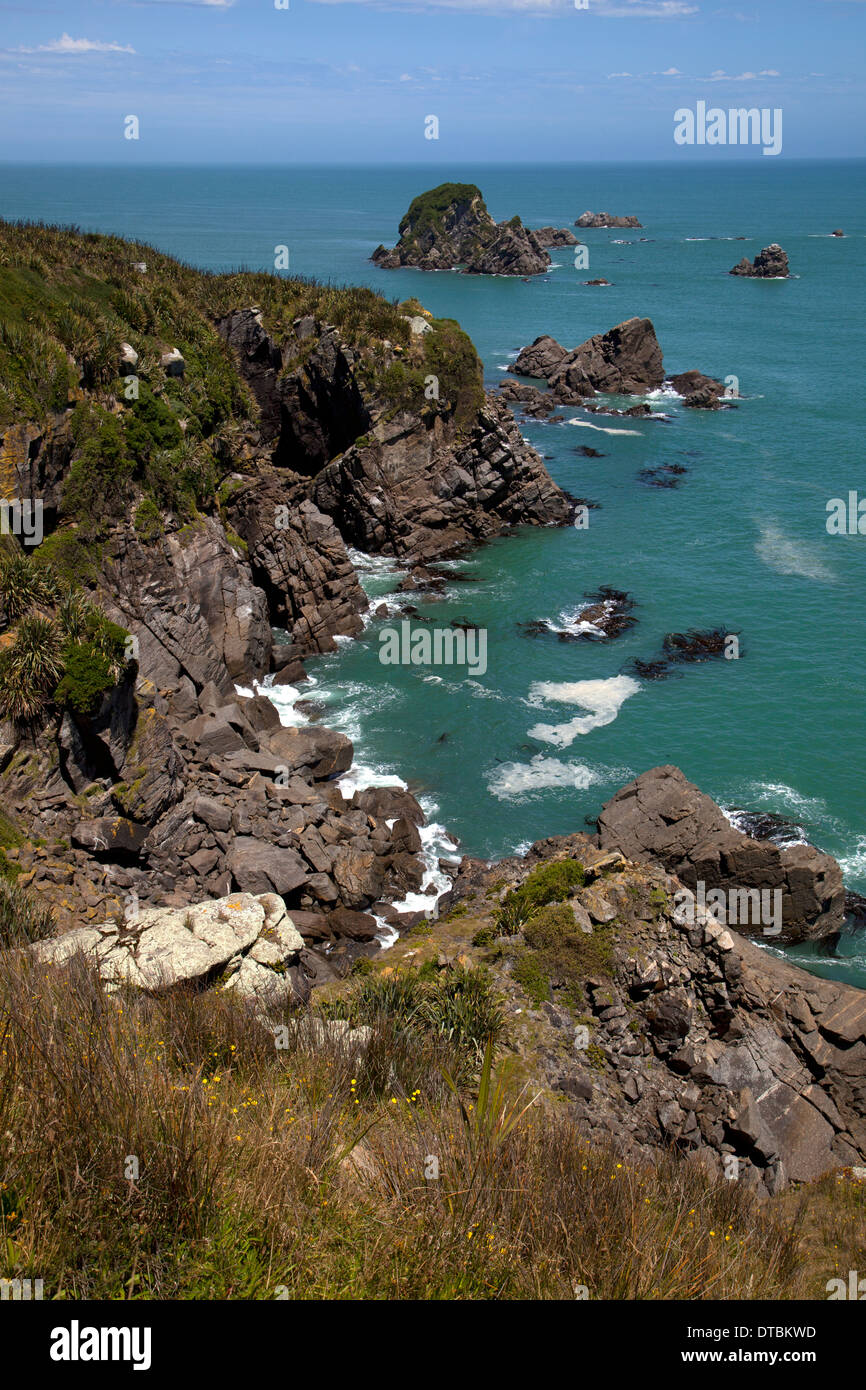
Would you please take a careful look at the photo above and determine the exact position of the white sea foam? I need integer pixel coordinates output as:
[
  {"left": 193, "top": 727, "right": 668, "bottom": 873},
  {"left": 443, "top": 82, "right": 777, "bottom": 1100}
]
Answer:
[
  {"left": 336, "top": 762, "right": 408, "bottom": 801},
  {"left": 488, "top": 756, "right": 604, "bottom": 800},
  {"left": 235, "top": 676, "right": 311, "bottom": 728},
  {"left": 755, "top": 524, "right": 834, "bottom": 583},
  {"left": 839, "top": 837, "right": 866, "bottom": 884},
  {"left": 547, "top": 597, "right": 616, "bottom": 639},
  {"left": 526, "top": 675, "right": 641, "bottom": 748},
  {"left": 568, "top": 420, "right": 642, "bottom": 437}
]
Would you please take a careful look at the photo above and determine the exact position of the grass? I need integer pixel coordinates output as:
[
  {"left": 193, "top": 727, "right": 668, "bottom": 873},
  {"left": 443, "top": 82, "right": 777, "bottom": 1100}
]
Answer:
[{"left": 0, "top": 931, "right": 837, "bottom": 1301}]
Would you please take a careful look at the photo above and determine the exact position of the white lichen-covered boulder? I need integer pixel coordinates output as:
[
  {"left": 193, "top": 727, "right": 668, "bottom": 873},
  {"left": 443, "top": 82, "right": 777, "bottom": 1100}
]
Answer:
[{"left": 29, "top": 891, "right": 303, "bottom": 999}]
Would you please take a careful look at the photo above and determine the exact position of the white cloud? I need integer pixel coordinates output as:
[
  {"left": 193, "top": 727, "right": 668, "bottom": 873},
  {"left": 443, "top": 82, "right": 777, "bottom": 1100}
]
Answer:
[
  {"left": 15, "top": 33, "right": 135, "bottom": 55},
  {"left": 660, "top": 66, "right": 682, "bottom": 74},
  {"left": 708, "top": 68, "right": 780, "bottom": 80},
  {"left": 305, "top": 0, "right": 697, "bottom": 16}
]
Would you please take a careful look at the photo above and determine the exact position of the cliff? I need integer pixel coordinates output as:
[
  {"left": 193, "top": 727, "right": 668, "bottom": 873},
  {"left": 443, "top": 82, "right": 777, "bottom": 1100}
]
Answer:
[{"left": 0, "top": 220, "right": 569, "bottom": 948}]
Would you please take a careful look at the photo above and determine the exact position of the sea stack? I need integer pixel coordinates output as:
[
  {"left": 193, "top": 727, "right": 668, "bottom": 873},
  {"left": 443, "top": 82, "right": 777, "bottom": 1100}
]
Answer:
[{"left": 729, "top": 244, "right": 790, "bottom": 278}]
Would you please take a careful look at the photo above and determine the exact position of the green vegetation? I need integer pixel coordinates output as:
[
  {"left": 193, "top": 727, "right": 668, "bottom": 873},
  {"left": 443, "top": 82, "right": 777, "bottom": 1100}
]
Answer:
[
  {"left": 0, "top": 219, "right": 488, "bottom": 577},
  {"left": 0, "top": 877, "right": 54, "bottom": 947},
  {"left": 323, "top": 960, "right": 504, "bottom": 1086},
  {"left": 0, "top": 551, "right": 129, "bottom": 725},
  {"left": 397, "top": 182, "right": 485, "bottom": 242},
  {"left": 0, "top": 920, "right": 847, "bottom": 1300},
  {"left": 494, "top": 857, "right": 585, "bottom": 934}
]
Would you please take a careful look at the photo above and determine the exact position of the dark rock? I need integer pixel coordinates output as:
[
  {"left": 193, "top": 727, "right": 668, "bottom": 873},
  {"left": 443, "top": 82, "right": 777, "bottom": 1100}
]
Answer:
[
  {"left": 266, "top": 725, "right": 353, "bottom": 780},
  {"left": 729, "top": 244, "right": 789, "bottom": 278},
  {"left": 576, "top": 211, "right": 642, "bottom": 229},
  {"left": 372, "top": 183, "right": 550, "bottom": 276},
  {"left": 226, "top": 481, "right": 367, "bottom": 654},
  {"left": 534, "top": 227, "right": 579, "bottom": 247},
  {"left": 327, "top": 907, "right": 380, "bottom": 940},
  {"left": 510, "top": 336, "right": 569, "bottom": 380},
  {"left": 598, "top": 766, "right": 845, "bottom": 943},
  {"left": 227, "top": 837, "right": 309, "bottom": 896}
]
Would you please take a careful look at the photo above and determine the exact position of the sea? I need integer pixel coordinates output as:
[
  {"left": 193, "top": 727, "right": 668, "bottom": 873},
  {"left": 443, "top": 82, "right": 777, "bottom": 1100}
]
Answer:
[{"left": 1, "top": 160, "right": 863, "bottom": 984}]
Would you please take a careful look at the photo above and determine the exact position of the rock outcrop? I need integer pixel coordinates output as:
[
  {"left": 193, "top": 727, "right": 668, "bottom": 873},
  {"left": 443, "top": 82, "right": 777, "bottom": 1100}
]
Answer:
[
  {"left": 729, "top": 244, "right": 789, "bottom": 278},
  {"left": 372, "top": 183, "right": 550, "bottom": 277},
  {"left": 533, "top": 227, "right": 579, "bottom": 247},
  {"left": 668, "top": 369, "right": 727, "bottom": 410},
  {"left": 576, "top": 211, "right": 642, "bottom": 229},
  {"left": 311, "top": 391, "right": 571, "bottom": 561},
  {"left": 225, "top": 481, "right": 368, "bottom": 655},
  {"left": 597, "top": 766, "right": 845, "bottom": 944},
  {"left": 511, "top": 319, "right": 665, "bottom": 401},
  {"left": 440, "top": 835, "right": 866, "bottom": 1194},
  {"left": 31, "top": 890, "right": 306, "bottom": 1008}
]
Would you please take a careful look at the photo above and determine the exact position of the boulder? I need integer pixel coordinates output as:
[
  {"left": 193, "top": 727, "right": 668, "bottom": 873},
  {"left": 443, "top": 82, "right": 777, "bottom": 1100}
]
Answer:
[
  {"left": 30, "top": 892, "right": 304, "bottom": 997},
  {"left": 227, "top": 838, "right": 310, "bottom": 896},
  {"left": 266, "top": 725, "right": 353, "bottom": 780},
  {"left": 598, "top": 766, "right": 845, "bottom": 943},
  {"left": 511, "top": 335, "right": 569, "bottom": 380}
]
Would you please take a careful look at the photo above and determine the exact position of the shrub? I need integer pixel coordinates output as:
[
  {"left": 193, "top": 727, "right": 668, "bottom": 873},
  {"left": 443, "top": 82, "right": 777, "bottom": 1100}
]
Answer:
[
  {"left": 54, "top": 640, "right": 116, "bottom": 716},
  {"left": 494, "top": 858, "right": 585, "bottom": 934},
  {"left": 515, "top": 901, "right": 617, "bottom": 1008},
  {"left": 0, "top": 552, "right": 59, "bottom": 622}
]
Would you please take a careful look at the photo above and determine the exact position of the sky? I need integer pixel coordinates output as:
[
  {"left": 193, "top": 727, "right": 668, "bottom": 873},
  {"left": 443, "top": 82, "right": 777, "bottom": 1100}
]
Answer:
[{"left": 0, "top": 0, "right": 863, "bottom": 163}]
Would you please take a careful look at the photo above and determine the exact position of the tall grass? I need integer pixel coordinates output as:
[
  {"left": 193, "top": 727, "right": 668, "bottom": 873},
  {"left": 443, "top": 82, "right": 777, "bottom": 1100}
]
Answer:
[{"left": 0, "top": 937, "right": 833, "bottom": 1300}]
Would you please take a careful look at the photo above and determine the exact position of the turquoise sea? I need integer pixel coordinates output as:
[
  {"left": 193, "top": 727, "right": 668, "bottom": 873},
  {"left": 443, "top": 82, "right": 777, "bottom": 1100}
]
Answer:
[{"left": 1, "top": 161, "right": 864, "bottom": 983}]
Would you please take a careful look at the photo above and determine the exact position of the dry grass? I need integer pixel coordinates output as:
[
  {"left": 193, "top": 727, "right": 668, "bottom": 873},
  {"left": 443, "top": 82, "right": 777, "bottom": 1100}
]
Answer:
[{"left": 0, "top": 943, "right": 859, "bottom": 1300}]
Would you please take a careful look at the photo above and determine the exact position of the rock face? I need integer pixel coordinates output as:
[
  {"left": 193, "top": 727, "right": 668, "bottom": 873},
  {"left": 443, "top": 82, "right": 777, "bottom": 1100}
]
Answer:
[
  {"left": 443, "top": 834, "right": 866, "bottom": 1194},
  {"left": 312, "top": 391, "right": 571, "bottom": 561},
  {"left": 729, "top": 244, "right": 789, "bottom": 278},
  {"left": 533, "top": 227, "right": 579, "bottom": 248},
  {"left": 511, "top": 335, "right": 569, "bottom": 380},
  {"left": 371, "top": 183, "right": 550, "bottom": 277},
  {"left": 548, "top": 318, "right": 665, "bottom": 398},
  {"left": 597, "top": 766, "right": 845, "bottom": 944},
  {"left": 512, "top": 318, "right": 664, "bottom": 398},
  {"left": 464, "top": 219, "right": 550, "bottom": 277},
  {"left": 576, "top": 211, "right": 642, "bottom": 229},
  {"left": 226, "top": 481, "right": 368, "bottom": 655}
]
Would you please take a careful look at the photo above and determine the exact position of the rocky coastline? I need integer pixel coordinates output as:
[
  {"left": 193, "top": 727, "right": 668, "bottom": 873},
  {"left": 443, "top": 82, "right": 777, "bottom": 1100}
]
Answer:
[{"left": 1, "top": 217, "right": 864, "bottom": 1206}]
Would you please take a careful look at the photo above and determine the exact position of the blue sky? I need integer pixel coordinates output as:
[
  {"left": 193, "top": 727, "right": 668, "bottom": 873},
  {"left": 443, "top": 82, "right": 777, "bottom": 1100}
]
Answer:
[{"left": 0, "top": 0, "right": 863, "bottom": 162}]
